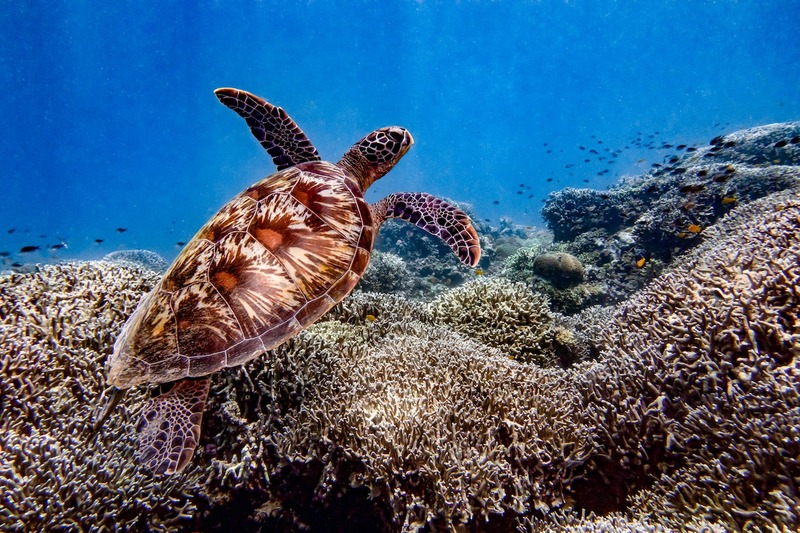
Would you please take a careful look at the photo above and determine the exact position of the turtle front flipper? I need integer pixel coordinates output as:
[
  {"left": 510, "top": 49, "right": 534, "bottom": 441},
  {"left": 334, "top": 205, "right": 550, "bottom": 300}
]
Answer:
[
  {"left": 215, "top": 88, "right": 320, "bottom": 170},
  {"left": 136, "top": 377, "right": 211, "bottom": 475},
  {"left": 372, "top": 192, "right": 481, "bottom": 267}
]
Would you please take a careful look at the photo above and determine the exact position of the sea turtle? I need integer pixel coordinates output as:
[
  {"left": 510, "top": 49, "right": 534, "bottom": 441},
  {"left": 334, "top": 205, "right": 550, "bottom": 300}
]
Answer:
[{"left": 95, "top": 88, "right": 481, "bottom": 475}]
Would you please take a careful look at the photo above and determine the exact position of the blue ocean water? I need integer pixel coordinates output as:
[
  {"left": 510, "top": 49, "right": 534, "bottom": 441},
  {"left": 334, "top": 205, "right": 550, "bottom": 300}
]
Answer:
[{"left": 2, "top": 1, "right": 798, "bottom": 263}]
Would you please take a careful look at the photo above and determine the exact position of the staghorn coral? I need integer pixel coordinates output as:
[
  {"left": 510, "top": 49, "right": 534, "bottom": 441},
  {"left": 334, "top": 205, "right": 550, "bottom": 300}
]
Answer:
[
  {"left": 0, "top": 261, "right": 204, "bottom": 531},
  {"left": 200, "top": 323, "right": 592, "bottom": 531},
  {"left": 103, "top": 249, "right": 169, "bottom": 273},
  {"left": 356, "top": 251, "right": 413, "bottom": 294},
  {"left": 520, "top": 509, "right": 724, "bottom": 532},
  {"left": 428, "top": 278, "right": 556, "bottom": 366},
  {"left": 573, "top": 189, "right": 800, "bottom": 530}
]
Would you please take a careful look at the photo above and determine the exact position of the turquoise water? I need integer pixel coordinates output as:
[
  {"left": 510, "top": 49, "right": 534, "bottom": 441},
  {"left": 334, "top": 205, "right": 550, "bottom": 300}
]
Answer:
[{"left": 2, "top": 1, "right": 799, "bottom": 262}]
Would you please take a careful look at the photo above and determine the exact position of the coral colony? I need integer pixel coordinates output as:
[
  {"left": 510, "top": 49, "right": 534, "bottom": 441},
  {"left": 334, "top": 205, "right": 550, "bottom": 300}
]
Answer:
[{"left": 1, "top": 122, "right": 798, "bottom": 531}]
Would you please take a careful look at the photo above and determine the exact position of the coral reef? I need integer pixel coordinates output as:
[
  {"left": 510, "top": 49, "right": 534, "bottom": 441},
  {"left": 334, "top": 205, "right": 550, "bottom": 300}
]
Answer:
[
  {"left": 356, "top": 251, "right": 413, "bottom": 294},
  {"left": 428, "top": 278, "right": 556, "bottom": 366},
  {"left": 501, "top": 245, "right": 607, "bottom": 315},
  {"left": 0, "top": 261, "right": 203, "bottom": 531},
  {"left": 574, "top": 189, "right": 800, "bottom": 530},
  {"left": 1, "top": 172, "right": 797, "bottom": 531},
  {"left": 200, "top": 324, "right": 590, "bottom": 531},
  {"left": 103, "top": 249, "right": 169, "bottom": 273},
  {"left": 541, "top": 122, "right": 800, "bottom": 306},
  {"left": 531, "top": 252, "right": 585, "bottom": 288}
]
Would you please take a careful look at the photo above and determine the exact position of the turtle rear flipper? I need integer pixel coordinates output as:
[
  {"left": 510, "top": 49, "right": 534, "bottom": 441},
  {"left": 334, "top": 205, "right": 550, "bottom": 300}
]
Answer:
[
  {"left": 215, "top": 87, "right": 320, "bottom": 170},
  {"left": 372, "top": 192, "right": 481, "bottom": 267},
  {"left": 137, "top": 377, "right": 211, "bottom": 475}
]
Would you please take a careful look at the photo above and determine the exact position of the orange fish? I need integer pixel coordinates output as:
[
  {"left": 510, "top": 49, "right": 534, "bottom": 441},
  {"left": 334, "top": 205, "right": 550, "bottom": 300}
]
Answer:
[
  {"left": 721, "top": 196, "right": 737, "bottom": 205},
  {"left": 636, "top": 257, "right": 646, "bottom": 268},
  {"left": 365, "top": 314, "right": 377, "bottom": 322},
  {"left": 687, "top": 224, "right": 702, "bottom": 233}
]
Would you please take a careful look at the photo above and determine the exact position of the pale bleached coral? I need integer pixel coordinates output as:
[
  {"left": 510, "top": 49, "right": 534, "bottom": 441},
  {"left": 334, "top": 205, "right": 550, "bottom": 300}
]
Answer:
[
  {"left": 201, "top": 322, "right": 591, "bottom": 531},
  {"left": 428, "top": 278, "right": 556, "bottom": 366},
  {"left": 0, "top": 261, "right": 204, "bottom": 531},
  {"left": 576, "top": 189, "right": 800, "bottom": 530}
]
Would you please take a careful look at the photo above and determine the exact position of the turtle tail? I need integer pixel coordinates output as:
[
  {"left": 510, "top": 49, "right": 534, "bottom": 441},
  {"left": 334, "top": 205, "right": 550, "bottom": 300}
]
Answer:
[
  {"left": 91, "top": 386, "right": 125, "bottom": 434},
  {"left": 371, "top": 192, "right": 481, "bottom": 267}
]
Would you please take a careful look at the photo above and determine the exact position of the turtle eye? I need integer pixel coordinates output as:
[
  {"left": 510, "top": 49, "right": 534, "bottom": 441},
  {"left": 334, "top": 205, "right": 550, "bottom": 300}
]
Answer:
[{"left": 388, "top": 130, "right": 405, "bottom": 142}]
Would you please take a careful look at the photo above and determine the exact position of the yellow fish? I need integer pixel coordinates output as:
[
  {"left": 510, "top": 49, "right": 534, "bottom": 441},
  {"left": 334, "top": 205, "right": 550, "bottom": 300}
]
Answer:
[
  {"left": 474, "top": 268, "right": 485, "bottom": 276},
  {"left": 365, "top": 314, "right": 377, "bottom": 322},
  {"left": 636, "top": 257, "right": 646, "bottom": 268},
  {"left": 721, "top": 196, "right": 737, "bottom": 204},
  {"left": 687, "top": 224, "right": 702, "bottom": 233}
]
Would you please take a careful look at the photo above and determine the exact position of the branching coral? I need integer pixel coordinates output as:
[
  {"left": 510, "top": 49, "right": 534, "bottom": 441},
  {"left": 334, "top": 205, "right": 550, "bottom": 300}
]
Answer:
[
  {"left": 574, "top": 189, "right": 800, "bottom": 530},
  {"left": 356, "top": 251, "right": 413, "bottom": 294},
  {"left": 0, "top": 262, "right": 206, "bottom": 531},
  {"left": 200, "top": 323, "right": 592, "bottom": 531},
  {"left": 428, "top": 278, "right": 556, "bottom": 366}
]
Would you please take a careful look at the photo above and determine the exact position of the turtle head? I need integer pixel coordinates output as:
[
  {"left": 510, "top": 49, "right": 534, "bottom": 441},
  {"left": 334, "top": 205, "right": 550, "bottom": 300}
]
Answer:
[{"left": 338, "top": 126, "right": 414, "bottom": 192}]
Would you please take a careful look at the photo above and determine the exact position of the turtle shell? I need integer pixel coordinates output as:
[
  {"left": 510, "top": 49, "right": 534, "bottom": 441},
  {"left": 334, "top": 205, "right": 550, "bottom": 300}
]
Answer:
[{"left": 108, "top": 161, "right": 374, "bottom": 388}]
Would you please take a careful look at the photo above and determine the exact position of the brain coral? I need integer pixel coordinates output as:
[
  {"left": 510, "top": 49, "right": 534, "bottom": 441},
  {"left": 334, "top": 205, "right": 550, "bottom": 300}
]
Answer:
[
  {"left": 574, "top": 188, "right": 800, "bottom": 530},
  {"left": 0, "top": 261, "right": 204, "bottom": 531},
  {"left": 532, "top": 252, "right": 585, "bottom": 288},
  {"left": 428, "top": 278, "right": 556, "bottom": 366}
]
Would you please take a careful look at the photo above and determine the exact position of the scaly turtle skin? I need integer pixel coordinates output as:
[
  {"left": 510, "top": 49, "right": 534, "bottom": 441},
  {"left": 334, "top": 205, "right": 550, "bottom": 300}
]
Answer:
[{"left": 96, "top": 88, "right": 481, "bottom": 475}]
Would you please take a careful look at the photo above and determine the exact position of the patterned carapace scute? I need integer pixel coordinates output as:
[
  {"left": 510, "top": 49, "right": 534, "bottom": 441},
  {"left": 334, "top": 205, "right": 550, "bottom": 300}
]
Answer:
[
  {"left": 130, "top": 161, "right": 374, "bottom": 382},
  {"left": 215, "top": 88, "right": 320, "bottom": 171}
]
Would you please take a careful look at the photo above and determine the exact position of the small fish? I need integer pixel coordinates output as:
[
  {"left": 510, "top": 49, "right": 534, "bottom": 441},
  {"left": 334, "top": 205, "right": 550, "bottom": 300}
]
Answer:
[
  {"left": 517, "top": 191, "right": 523, "bottom": 195},
  {"left": 579, "top": 146, "right": 585, "bottom": 150},
  {"left": 676, "top": 144, "right": 687, "bottom": 150},
  {"left": 710, "top": 135, "right": 724, "bottom": 145},
  {"left": 721, "top": 196, "right": 737, "bottom": 205},
  {"left": 774, "top": 140, "right": 788, "bottom": 148},
  {"left": 473, "top": 268, "right": 485, "bottom": 276},
  {"left": 697, "top": 169, "right": 708, "bottom": 177},
  {"left": 365, "top": 314, "right": 377, "bottom": 322},
  {"left": 116, "top": 227, "right": 128, "bottom": 233},
  {"left": 677, "top": 232, "right": 688, "bottom": 239},
  {"left": 724, "top": 165, "right": 736, "bottom": 175},
  {"left": 20, "top": 245, "right": 40, "bottom": 253},
  {"left": 0, "top": 251, "right": 9, "bottom": 257},
  {"left": 7, "top": 228, "right": 15, "bottom": 234},
  {"left": 94, "top": 238, "right": 104, "bottom": 244},
  {"left": 685, "top": 147, "right": 697, "bottom": 152},
  {"left": 546, "top": 178, "right": 553, "bottom": 182},
  {"left": 49, "top": 243, "right": 67, "bottom": 250},
  {"left": 176, "top": 241, "right": 186, "bottom": 246},
  {"left": 712, "top": 173, "right": 730, "bottom": 183},
  {"left": 493, "top": 200, "right": 500, "bottom": 204},
  {"left": 680, "top": 184, "right": 705, "bottom": 194},
  {"left": 687, "top": 224, "right": 702, "bottom": 233},
  {"left": 636, "top": 257, "right": 646, "bottom": 268},
  {"left": 791, "top": 136, "right": 800, "bottom": 145}
]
